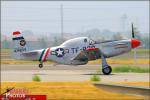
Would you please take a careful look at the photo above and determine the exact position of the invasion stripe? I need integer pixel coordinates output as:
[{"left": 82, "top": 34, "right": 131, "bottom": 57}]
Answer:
[
  {"left": 43, "top": 48, "right": 50, "bottom": 61},
  {"left": 12, "top": 36, "right": 24, "bottom": 40},
  {"left": 41, "top": 48, "right": 47, "bottom": 61},
  {"left": 39, "top": 49, "right": 45, "bottom": 62},
  {"left": 41, "top": 48, "right": 49, "bottom": 61}
]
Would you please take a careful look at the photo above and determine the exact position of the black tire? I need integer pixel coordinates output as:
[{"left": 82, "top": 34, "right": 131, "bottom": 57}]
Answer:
[
  {"left": 39, "top": 64, "right": 43, "bottom": 68},
  {"left": 102, "top": 66, "right": 112, "bottom": 75}
]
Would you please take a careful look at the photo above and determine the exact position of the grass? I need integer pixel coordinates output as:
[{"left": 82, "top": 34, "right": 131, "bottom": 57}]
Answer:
[
  {"left": 1, "top": 82, "right": 147, "bottom": 100},
  {"left": 130, "top": 49, "right": 149, "bottom": 54},
  {"left": 1, "top": 48, "right": 11, "bottom": 55},
  {"left": 112, "top": 65, "right": 149, "bottom": 73},
  {"left": 32, "top": 75, "right": 41, "bottom": 82},
  {"left": 88, "top": 59, "right": 149, "bottom": 64},
  {"left": 113, "top": 81, "right": 150, "bottom": 87},
  {"left": 90, "top": 75, "right": 101, "bottom": 82},
  {"left": 1, "top": 60, "right": 53, "bottom": 64},
  {"left": 1, "top": 58, "right": 149, "bottom": 65},
  {"left": 94, "top": 65, "right": 149, "bottom": 73}
]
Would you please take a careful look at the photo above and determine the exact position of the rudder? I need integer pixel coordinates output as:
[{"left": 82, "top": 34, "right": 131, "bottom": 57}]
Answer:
[{"left": 12, "top": 31, "right": 28, "bottom": 59}]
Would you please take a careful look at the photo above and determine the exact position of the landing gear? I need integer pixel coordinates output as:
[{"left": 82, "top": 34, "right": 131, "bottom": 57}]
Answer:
[
  {"left": 39, "top": 63, "right": 43, "bottom": 68},
  {"left": 102, "top": 66, "right": 112, "bottom": 75},
  {"left": 101, "top": 54, "right": 112, "bottom": 75}
]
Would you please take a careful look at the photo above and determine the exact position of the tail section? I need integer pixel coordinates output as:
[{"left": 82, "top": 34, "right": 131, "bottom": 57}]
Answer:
[{"left": 12, "top": 31, "right": 28, "bottom": 59}]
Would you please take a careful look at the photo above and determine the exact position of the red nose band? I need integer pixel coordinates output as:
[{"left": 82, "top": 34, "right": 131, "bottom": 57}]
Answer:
[{"left": 131, "top": 39, "right": 140, "bottom": 48}]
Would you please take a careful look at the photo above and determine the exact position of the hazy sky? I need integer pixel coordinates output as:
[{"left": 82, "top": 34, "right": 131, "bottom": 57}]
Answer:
[{"left": 1, "top": 1, "right": 149, "bottom": 35}]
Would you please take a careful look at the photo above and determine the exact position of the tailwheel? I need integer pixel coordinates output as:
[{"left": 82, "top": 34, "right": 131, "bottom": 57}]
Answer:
[
  {"left": 39, "top": 63, "right": 43, "bottom": 68},
  {"left": 102, "top": 66, "right": 112, "bottom": 75}
]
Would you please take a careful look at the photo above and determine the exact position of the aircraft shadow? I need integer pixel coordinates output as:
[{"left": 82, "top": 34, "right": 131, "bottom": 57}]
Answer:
[
  {"left": 33, "top": 73, "right": 47, "bottom": 75},
  {"left": 82, "top": 73, "right": 115, "bottom": 75}
]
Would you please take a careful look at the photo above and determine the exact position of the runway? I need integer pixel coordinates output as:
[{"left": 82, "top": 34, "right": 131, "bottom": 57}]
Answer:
[
  {"left": 1, "top": 64, "right": 149, "bottom": 82},
  {"left": 2, "top": 64, "right": 103, "bottom": 70},
  {"left": 94, "top": 83, "right": 150, "bottom": 97},
  {"left": 1, "top": 64, "right": 149, "bottom": 70}
]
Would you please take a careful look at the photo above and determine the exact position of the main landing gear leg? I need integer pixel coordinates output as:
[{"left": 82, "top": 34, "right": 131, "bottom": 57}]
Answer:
[
  {"left": 39, "top": 62, "right": 43, "bottom": 68},
  {"left": 101, "top": 54, "right": 112, "bottom": 75}
]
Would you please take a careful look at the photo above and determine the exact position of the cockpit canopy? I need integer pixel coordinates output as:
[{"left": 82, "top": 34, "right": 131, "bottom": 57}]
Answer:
[{"left": 61, "top": 37, "right": 96, "bottom": 46}]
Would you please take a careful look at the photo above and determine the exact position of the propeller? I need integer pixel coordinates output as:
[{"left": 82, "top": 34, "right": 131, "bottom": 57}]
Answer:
[
  {"left": 132, "top": 23, "right": 135, "bottom": 38},
  {"left": 131, "top": 23, "right": 141, "bottom": 64}
]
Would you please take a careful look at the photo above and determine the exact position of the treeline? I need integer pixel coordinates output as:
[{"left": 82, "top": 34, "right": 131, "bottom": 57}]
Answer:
[
  {"left": 111, "top": 32, "right": 149, "bottom": 49},
  {"left": 1, "top": 32, "right": 149, "bottom": 49}
]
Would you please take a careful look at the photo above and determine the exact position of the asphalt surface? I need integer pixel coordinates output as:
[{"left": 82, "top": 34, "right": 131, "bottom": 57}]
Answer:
[
  {"left": 1, "top": 64, "right": 149, "bottom": 70},
  {"left": 94, "top": 83, "right": 150, "bottom": 97},
  {"left": 1, "top": 64, "right": 149, "bottom": 82}
]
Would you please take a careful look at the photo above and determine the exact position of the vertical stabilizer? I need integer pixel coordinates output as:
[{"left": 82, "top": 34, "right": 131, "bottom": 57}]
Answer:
[{"left": 12, "top": 31, "right": 28, "bottom": 59}]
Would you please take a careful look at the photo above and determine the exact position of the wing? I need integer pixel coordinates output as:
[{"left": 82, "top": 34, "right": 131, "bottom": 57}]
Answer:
[
  {"left": 20, "top": 50, "right": 40, "bottom": 60},
  {"left": 72, "top": 48, "right": 101, "bottom": 61}
]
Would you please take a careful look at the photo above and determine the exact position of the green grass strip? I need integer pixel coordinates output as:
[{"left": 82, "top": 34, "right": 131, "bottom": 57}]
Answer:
[{"left": 112, "top": 65, "right": 149, "bottom": 73}]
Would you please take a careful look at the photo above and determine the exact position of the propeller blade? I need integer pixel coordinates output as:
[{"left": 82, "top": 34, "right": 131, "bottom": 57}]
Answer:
[{"left": 132, "top": 23, "right": 135, "bottom": 38}]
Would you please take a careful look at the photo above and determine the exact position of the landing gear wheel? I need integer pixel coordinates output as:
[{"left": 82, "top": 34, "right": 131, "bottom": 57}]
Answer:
[
  {"left": 39, "top": 64, "right": 43, "bottom": 68},
  {"left": 102, "top": 66, "right": 112, "bottom": 75}
]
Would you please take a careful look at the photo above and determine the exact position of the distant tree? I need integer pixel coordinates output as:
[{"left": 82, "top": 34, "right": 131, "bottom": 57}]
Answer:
[
  {"left": 86, "top": 28, "right": 101, "bottom": 35},
  {"left": 137, "top": 33, "right": 149, "bottom": 49},
  {"left": 142, "top": 36, "right": 149, "bottom": 49},
  {"left": 22, "top": 30, "right": 34, "bottom": 36},
  {"left": 112, "top": 33, "right": 123, "bottom": 40},
  {"left": 133, "top": 31, "right": 144, "bottom": 48},
  {"left": 134, "top": 31, "right": 142, "bottom": 41},
  {"left": 2, "top": 39, "right": 11, "bottom": 49},
  {"left": 53, "top": 36, "right": 59, "bottom": 46},
  {"left": 101, "top": 37, "right": 106, "bottom": 41},
  {"left": 38, "top": 36, "right": 48, "bottom": 48}
]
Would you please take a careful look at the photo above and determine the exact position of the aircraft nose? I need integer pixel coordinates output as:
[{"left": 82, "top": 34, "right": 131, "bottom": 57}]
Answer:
[{"left": 131, "top": 39, "right": 141, "bottom": 48}]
